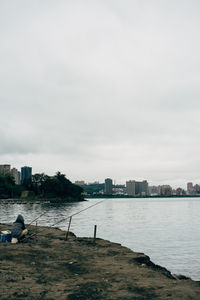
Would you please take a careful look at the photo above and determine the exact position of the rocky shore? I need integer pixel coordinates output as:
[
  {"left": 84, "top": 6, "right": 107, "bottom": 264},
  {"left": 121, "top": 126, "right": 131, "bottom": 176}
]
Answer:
[{"left": 0, "top": 224, "right": 200, "bottom": 300}]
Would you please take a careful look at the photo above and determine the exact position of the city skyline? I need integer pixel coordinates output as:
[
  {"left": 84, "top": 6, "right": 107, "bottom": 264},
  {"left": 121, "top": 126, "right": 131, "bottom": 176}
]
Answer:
[
  {"left": 1, "top": 1, "right": 200, "bottom": 187},
  {"left": 1, "top": 162, "right": 200, "bottom": 190},
  {"left": 1, "top": 162, "right": 200, "bottom": 196}
]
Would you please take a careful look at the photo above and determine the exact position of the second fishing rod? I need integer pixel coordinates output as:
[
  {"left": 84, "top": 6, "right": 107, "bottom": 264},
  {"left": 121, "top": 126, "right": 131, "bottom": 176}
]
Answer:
[{"left": 25, "top": 200, "right": 105, "bottom": 240}]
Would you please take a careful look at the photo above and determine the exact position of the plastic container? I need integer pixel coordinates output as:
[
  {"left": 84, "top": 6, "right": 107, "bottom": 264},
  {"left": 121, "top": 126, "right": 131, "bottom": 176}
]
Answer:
[{"left": 1, "top": 230, "right": 11, "bottom": 242}]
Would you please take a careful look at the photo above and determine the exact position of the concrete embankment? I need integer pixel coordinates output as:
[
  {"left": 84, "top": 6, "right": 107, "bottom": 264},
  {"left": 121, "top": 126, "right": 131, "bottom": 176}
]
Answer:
[{"left": 0, "top": 224, "right": 200, "bottom": 300}]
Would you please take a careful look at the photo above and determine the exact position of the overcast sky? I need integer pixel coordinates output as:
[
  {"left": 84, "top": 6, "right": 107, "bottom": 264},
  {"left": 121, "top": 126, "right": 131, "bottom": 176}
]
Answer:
[{"left": 1, "top": 1, "right": 200, "bottom": 187}]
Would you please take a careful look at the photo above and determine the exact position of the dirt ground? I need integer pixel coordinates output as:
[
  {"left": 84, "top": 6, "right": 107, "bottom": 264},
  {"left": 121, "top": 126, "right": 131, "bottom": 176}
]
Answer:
[{"left": 0, "top": 224, "right": 200, "bottom": 300}]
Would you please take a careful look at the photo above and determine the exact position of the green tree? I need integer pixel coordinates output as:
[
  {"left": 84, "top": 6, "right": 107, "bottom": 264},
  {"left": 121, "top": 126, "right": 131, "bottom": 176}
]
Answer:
[
  {"left": 25, "top": 171, "right": 83, "bottom": 201},
  {"left": 0, "top": 174, "right": 22, "bottom": 198}
]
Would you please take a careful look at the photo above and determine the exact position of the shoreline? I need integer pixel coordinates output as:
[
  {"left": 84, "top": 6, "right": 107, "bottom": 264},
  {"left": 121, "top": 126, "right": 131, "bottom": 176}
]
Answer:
[
  {"left": 1, "top": 195, "right": 200, "bottom": 205},
  {"left": 0, "top": 224, "right": 200, "bottom": 299},
  {"left": 0, "top": 198, "right": 86, "bottom": 204},
  {"left": 86, "top": 195, "right": 200, "bottom": 199}
]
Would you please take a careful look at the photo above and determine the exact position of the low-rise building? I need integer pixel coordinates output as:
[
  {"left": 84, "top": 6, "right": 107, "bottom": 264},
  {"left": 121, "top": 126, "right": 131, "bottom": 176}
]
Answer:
[
  {"left": 75, "top": 181, "right": 85, "bottom": 186},
  {"left": 148, "top": 186, "right": 159, "bottom": 196},
  {"left": 158, "top": 185, "right": 172, "bottom": 196}
]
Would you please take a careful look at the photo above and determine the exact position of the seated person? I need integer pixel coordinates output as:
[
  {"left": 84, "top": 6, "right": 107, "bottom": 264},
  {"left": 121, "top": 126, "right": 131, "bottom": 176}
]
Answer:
[{"left": 11, "top": 214, "right": 28, "bottom": 243}]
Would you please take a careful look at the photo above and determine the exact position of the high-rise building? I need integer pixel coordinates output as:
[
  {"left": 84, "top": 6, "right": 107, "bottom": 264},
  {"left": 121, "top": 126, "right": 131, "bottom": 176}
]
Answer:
[
  {"left": 11, "top": 168, "right": 20, "bottom": 185},
  {"left": 193, "top": 184, "right": 200, "bottom": 194},
  {"left": 136, "top": 180, "right": 149, "bottom": 196},
  {"left": 21, "top": 166, "right": 32, "bottom": 184},
  {"left": 126, "top": 180, "right": 148, "bottom": 196},
  {"left": 187, "top": 182, "right": 194, "bottom": 194},
  {"left": 0, "top": 164, "right": 11, "bottom": 175},
  {"left": 126, "top": 180, "right": 136, "bottom": 196},
  {"left": 104, "top": 178, "right": 113, "bottom": 195},
  {"left": 18, "top": 171, "right": 21, "bottom": 185}
]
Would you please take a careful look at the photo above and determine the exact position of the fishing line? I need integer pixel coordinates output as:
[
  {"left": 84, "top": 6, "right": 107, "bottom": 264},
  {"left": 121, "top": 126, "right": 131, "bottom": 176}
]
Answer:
[
  {"left": 27, "top": 211, "right": 48, "bottom": 228},
  {"left": 50, "top": 200, "right": 105, "bottom": 227},
  {"left": 24, "top": 200, "right": 105, "bottom": 241}
]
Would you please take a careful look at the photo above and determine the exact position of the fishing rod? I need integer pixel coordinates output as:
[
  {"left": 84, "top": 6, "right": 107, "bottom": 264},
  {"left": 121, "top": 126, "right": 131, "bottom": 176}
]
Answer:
[
  {"left": 24, "top": 200, "right": 105, "bottom": 241},
  {"left": 27, "top": 211, "right": 48, "bottom": 228},
  {"left": 50, "top": 200, "right": 105, "bottom": 227}
]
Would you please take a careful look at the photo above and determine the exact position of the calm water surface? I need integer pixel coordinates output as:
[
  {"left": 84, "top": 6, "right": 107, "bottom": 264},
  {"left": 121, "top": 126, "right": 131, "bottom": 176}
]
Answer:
[{"left": 1, "top": 197, "right": 200, "bottom": 280}]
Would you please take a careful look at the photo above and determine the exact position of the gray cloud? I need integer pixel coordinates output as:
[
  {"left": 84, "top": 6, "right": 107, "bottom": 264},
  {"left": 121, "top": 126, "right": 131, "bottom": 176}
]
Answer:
[{"left": 0, "top": 1, "right": 200, "bottom": 187}]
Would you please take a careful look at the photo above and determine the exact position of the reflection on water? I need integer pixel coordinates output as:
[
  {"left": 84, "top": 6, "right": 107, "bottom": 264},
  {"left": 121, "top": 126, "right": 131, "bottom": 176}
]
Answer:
[{"left": 1, "top": 197, "right": 200, "bottom": 280}]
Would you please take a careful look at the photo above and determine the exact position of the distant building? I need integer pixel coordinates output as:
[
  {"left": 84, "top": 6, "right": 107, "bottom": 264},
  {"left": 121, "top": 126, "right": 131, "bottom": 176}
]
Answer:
[
  {"left": 193, "top": 184, "right": 200, "bottom": 194},
  {"left": 18, "top": 171, "right": 21, "bottom": 184},
  {"left": 112, "top": 185, "right": 126, "bottom": 195},
  {"left": 135, "top": 180, "right": 148, "bottom": 196},
  {"left": 0, "top": 164, "right": 11, "bottom": 175},
  {"left": 126, "top": 180, "right": 148, "bottom": 196},
  {"left": 11, "top": 168, "right": 20, "bottom": 185},
  {"left": 21, "top": 166, "right": 32, "bottom": 184},
  {"left": 176, "top": 187, "right": 185, "bottom": 195},
  {"left": 126, "top": 180, "right": 136, "bottom": 196},
  {"left": 104, "top": 178, "right": 113, "bottom": 195},
  {"left": 186, "top": 182, "right": 200, "bottom": 195},
  {"left": 158, "top": 185, "right": 172, "bottom": 196},
  {"left": 75, "top": 181, "right": 85, "bottom": 186},
  {"left": 148, "top": 186, "right": 159, "bottom": 196},
  {"left": 187, "top": 182, "right": 194, "bottom": 194}
]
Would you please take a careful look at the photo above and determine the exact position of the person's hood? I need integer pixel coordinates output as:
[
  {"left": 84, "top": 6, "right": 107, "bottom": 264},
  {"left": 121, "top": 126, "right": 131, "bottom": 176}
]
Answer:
[{"left": 15, "top": 214, "right": 24, "bottom": 224}]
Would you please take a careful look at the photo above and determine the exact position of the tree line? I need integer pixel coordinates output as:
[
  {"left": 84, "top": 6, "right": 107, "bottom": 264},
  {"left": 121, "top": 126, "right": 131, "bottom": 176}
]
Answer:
[{"left": 0, "top": 172, "right": 83, "bottom": 201}]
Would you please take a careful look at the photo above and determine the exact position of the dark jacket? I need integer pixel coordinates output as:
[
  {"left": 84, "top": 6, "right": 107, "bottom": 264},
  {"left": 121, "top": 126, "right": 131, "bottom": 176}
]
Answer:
[{"left": 11, "top": 215, "right": 25, "bottom": 238}]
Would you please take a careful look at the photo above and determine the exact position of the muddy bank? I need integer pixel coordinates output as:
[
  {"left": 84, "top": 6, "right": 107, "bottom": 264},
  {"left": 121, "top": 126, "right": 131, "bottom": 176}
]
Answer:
[{"left": 0, "top": 224, "right": 200, "bottom": 300}]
